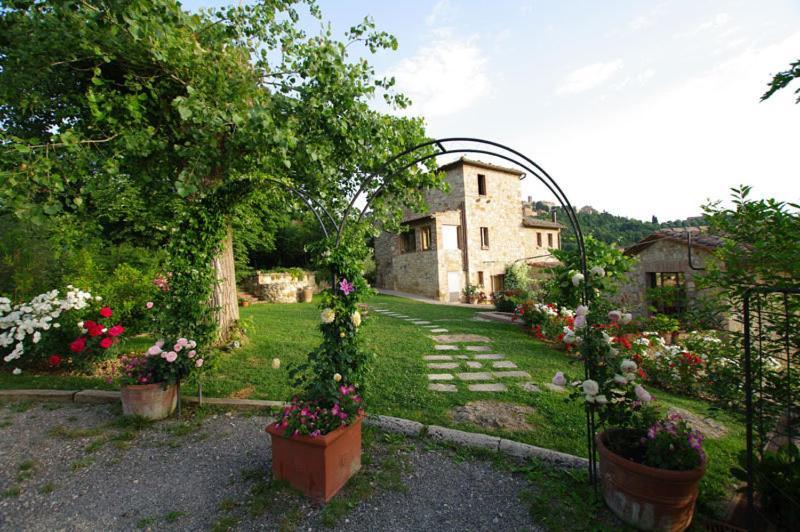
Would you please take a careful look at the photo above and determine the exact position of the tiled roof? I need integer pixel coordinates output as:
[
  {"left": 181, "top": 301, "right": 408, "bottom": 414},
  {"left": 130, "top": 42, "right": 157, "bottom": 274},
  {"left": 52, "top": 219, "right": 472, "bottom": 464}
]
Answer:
[
  {"left": 438, "top": 156, "right": 525, "bottom": 177},
  {"left": 624, "top": 227, "right": 723, "bottom": 256},
  {"left": 522, "top": 217, "right": 564, "bottom": 229}
]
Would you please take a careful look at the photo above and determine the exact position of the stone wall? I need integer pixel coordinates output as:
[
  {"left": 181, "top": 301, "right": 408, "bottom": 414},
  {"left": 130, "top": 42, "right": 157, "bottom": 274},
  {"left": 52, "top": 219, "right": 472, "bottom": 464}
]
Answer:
[
  {"left": 618, "top": 239, "right": 713, "bottom": 316},
  {"left": 244, "top": 271, "right": 317, "bottom": 303}
]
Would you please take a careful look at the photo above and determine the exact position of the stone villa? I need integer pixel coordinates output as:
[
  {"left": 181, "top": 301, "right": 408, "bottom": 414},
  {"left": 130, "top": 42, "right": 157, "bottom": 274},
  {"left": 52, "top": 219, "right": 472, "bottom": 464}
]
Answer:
[
  {"left": 619, "top": 227, "right": 722, "bottom": 316},
  {"left": 374, "top": 157, "right": 563, "bottom": 302}
]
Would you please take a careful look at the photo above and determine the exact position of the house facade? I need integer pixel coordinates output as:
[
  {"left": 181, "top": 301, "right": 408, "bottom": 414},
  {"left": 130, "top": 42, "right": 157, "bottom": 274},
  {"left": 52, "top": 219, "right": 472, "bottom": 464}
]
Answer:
[
  {"left": 374, "top": 157, "right": 562, "bottom": 302},
  {"left": 618, "top": 227, "right": 721, "bottom": 316}
]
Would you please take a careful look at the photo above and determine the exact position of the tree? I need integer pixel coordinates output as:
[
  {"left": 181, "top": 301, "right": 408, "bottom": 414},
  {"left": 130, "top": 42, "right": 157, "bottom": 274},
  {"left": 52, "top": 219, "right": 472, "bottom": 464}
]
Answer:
[
  {"left": 0, "top": 0, "right": 440, "bottom": 348},
  {"left": 762, "top": 59, "right": 800, "bottom": 103}
]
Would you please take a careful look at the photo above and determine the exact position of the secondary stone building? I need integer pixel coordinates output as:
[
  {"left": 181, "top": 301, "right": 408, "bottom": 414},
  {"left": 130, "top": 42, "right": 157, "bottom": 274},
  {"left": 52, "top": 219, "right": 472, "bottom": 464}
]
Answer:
[
  {"left": 374, "top": 157, "right": 562, "bottom": 302},
  {"left": 619, "top": 227, "right": 721, "bottom": 316}
]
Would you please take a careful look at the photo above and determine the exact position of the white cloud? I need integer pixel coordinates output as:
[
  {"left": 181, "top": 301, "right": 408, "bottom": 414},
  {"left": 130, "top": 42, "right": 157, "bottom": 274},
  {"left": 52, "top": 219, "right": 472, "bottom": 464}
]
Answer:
[
  {"left": 425, "top": 0, "right": 455, "bottom": 27},
  {"left": 522, "top": 32, "right": 800, "bottom": 220},
  {"left": 386, "top": 35, "right": 490, "bottom": 117},
  {"left": 555, "top": 59, "right": 624, "bottom": 95}
]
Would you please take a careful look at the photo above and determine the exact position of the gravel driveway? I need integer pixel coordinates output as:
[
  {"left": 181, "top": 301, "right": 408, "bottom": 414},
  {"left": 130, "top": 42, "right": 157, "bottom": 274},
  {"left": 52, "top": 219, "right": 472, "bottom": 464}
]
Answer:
[{"left": 0, "top": 401, "right": 542, "bottom": 531}]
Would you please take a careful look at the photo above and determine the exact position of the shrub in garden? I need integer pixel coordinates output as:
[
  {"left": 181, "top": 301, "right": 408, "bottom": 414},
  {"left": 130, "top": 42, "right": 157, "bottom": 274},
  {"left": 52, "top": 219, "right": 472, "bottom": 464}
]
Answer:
[
  {"left": 0, "top": 287, "right": 99, "bottom": 372},
  {"left": 116, "top": 337, "right": 204, "bottom": 386}
]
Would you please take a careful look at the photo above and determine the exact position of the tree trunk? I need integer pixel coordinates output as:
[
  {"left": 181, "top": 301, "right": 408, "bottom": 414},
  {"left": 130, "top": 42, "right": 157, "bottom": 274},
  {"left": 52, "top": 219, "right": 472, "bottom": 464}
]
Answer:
[{"left": 211, "top": 224, "right": 240, "bottom": 343}]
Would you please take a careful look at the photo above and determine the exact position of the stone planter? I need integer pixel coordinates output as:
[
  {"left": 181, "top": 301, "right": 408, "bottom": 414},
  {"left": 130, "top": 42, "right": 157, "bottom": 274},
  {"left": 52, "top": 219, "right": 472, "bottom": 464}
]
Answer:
[
  {"left": 120, "top": 383, "right": 177, "bottom": 420},
  {"left": 266, "top": 416, "right": 363, "bottom": 502},
  {"left": 597, "top": 430, "right": 706, "bottom": 531},
  {"left": 302, "top": 286, "right": 314, "bottom": 303}
]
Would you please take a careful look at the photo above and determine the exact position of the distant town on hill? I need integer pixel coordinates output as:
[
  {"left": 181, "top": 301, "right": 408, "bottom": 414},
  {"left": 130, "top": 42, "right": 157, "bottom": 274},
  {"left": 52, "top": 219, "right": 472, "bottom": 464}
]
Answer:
[{"left": 527, "top": 201, "right": 705, "bottom": 250}]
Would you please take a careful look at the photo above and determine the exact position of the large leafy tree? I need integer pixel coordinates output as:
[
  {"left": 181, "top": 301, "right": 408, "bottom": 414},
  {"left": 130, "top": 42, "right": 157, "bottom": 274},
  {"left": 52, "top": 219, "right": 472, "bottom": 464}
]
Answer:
[{"left": 1, "top": 0, "right": 442, "bottom": 349}]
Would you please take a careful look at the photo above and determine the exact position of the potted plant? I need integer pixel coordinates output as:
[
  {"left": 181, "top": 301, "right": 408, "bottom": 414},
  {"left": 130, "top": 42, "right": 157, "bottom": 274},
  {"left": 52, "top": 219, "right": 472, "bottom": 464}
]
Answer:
[
  {"left": 556, "top": 306, "right": 707, "bottom": 531},
  {"left": 118, "top": 337, "right": 204, "bottom": 420},
  {"left": 238, "top": 297, "right": 250, "bottom": 308},
  {"left": 267, "top": 265, "right": 368, "bottom": 502},
  {"left": 463, "top": 283, "right": 479, "bottom": 304}
]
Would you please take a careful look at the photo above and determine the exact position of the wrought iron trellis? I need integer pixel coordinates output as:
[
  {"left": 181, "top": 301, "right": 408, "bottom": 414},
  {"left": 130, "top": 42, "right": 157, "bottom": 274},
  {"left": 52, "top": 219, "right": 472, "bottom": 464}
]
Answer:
[
  {"left": 277, "top": 137, "right": 595, "bottom": 483},
  {"left": 743, "top": 286, "right": 800, "bottom": 531}
]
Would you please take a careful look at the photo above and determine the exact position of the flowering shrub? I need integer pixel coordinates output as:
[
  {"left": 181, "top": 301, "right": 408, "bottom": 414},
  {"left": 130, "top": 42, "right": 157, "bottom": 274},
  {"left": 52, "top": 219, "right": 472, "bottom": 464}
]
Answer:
[
  {"left": 137, "top": 337, "right": 204, "bottom": 385},
  {"left": 641, "top": 413, "right": 705, "bottom": 471},
  {"left": 0, "top": 286, "right": 96, "bottom": 372},
  {"left": 68, "top": 306, "right": 126, "bottom": 362},
  {"left": 271, "top": 385, "right": 364, "bottom": 438},
  {"left": 514, "top": 301, "right": 574, "bottom": 342}
]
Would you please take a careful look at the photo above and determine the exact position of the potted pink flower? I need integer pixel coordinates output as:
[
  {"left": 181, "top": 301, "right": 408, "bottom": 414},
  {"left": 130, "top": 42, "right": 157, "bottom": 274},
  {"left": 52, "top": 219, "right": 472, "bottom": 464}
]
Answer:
[{"left": 117, "top": 337, "right": 204, "bottom": 420}]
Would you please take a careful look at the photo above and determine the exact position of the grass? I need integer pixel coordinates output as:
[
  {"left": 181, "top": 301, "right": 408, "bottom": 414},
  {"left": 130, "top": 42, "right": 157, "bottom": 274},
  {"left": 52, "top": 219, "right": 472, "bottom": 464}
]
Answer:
[{"left": 0, "top": 294, "right": 746, "bottom": 517}]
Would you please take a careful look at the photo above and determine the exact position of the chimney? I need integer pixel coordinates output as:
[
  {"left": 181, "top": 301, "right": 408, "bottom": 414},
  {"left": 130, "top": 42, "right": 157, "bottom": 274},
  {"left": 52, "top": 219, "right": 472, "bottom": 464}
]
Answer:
[
  {"left": 551, "top": 209, "right": 557, "bottom": 223},
  {"left": 527, "top": 195, "right": 532, "bottom": 204}
]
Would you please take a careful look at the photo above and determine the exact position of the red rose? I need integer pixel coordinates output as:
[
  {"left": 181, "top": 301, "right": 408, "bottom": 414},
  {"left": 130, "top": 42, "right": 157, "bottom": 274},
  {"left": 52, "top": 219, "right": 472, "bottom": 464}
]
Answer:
[
  {"left": 99, "top": 307, "right": 113, "bottom": 318},
  {"left": 99, "top": 337, "right": 113, "bottom": 349},
  {"left": 87, "top": 324, "right": 103, "bottom": 337},
  {"left": 49, "top": 354, "right": 61, "bottom": 366},
  {"left": 107, "top": 325, "right": 125, "bottom": 337},
  {"left": 83, "top": 320, "right": 97, "bottom": 330},
  {"left": 69, "top": 337, "right": 86, "bottom": 353}
]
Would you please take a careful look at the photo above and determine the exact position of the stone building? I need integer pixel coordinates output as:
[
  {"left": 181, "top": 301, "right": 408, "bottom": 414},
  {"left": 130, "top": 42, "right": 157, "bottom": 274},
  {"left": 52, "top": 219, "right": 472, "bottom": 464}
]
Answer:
[
  {"left": 618, "top": 227, "right": 721, "bottom": 316},
  {"left": 374, "top": 157, "right": 562, "bottom": 302}
]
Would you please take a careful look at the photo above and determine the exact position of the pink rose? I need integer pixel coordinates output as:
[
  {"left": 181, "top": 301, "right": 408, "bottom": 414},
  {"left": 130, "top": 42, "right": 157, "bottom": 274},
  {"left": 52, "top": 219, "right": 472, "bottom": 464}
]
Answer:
[
  {"left": 174, "top": 344, "right": 183, "bottom": 352},
  {"left": 148, "top": 345, "right": 162, "bottom": 356},
  {"left": 146, "top": 301, "right": 154, "bottom": 309},
  {"left": 176, "top": 338, "right": 189, "bottom": 347},
  {"left": 165, "top": 351, "right": 178, "bottom": 363},
  {"left": 634, "top": 385, "right": 652, "bottom": 402},
  {"left": 187, "top": 350, "right": 196, "bottom": 358},
  {"left": 195, "top": 358, "right": 204, "bottom": 368}
]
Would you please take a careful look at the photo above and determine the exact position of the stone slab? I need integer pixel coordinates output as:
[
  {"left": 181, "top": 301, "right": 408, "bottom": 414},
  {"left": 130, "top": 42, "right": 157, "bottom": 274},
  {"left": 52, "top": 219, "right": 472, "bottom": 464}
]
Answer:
[
  {"left": 466, "top": 361, "right": 483, "bottom": 369},
  {"left": 492, "top": 361, "right": 518, "bottom": 369},
  {"left": 424, "top": 325, "right": 438, "bottom": 329},
  {"left": 498, "top": 439, "right": 588, "bottom": 468},
  {"left": 493, "top": 371, "right": 531, "bottom": 379},
  {"left": 544, "top": 383, "right": 568, "bottom": 393},
  {"left": 430, "top": 328, "right": 449, "bottom": 333},
  {"left": 365, "top": 414, "right": 425, "bottom": 436},
  {"left": 0, "top": 389, "right": 77, "bottom": 402},
  {"left": 428, "top": 383, "right": 458, "bottom": 393},
  {"left": 427, "top": 363, "right": 459, "bottom": 369},
  {"left": 424, "top": 355, "right": 453, "bottom": 361},
  {"left": 74, "top": 390, "right": 120, "bottom": 404},
  {"left": 427, "top": 425, "right": 502, "bottom": 450},
  {"left": 473, "top": 354, "right": 505, "bottom": 360},
  {"left": 455, "top": 355, "right": 470, "bottom": 359},
  {"left": 433, "top": 334, "right": 491, "bottom": 343},
  {"left": 434, "top": 345, "right": 458, "bottom": 351},
  {"left": 520, "top": 383, "right": 541, "bottom": 393},
  {"left": 427, "top": 373, "right": 454, "bottom": 381},
  {"left": 412, "top": 321, "right": 431, "bottom": 325},
  {"left": 465, "top": 345, "right": 492, "bottom": 352},
  {"left": 468, "top": 383, "right": 508, "bottom": 392},
  {"left": 457, "top": 372, "right": 494, "bottom": 381},
  {"left": 183, "top": 396, "right": 285, "bottom": 408}
]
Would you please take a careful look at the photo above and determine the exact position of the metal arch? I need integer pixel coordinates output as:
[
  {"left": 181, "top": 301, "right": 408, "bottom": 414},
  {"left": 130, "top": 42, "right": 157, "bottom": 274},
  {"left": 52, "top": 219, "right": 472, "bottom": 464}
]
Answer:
[{"left": 355, "top": 137, "right": 595, "bottom": 484}]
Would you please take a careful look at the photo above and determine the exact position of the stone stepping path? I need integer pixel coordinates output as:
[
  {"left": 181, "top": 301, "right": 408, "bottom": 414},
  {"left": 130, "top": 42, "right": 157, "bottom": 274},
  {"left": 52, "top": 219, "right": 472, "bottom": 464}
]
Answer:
[
  {"left": 469, "top": 383, "right": 508, "bottom": 392},
  {"left": 371, "top": 306, "right": 528, "bottom": 395}
]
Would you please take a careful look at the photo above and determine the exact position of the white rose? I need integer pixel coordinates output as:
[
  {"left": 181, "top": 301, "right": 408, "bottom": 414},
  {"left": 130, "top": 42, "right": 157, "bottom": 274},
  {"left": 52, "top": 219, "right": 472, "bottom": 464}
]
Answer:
[
  {"left": 320, "top": 308, "right": 335, "bottom": 324},
  {"left": 12, "top": 367, "right": 22, "bottom": 375},
  {"left": 620, "top": 359, "right": 637, "bottom": 373},
  {"left": 595, "top": 394, "right": 608, "bottom": 405},
  {"left": 571, "top": 273, "right": 585, "bottom": 287},
  {"left": 620, "top": 313, "right": 633, "bottom": 325},
  {"left": 333, "top": 373, "right": 342, "bottom": 382},
  {"left": 581, "top": 379, "right": 600, "bottom": 396},
  {"left": 351, "top": 311, "right": 361, "bottom": 328},
  {"left": 635, "top": 385, "right": 652, "bottom": 402},
  {"left": 590, "top": 266, "right": 606, "bottom": 278},
  {"left": 271, "top": 358, "right": 281, "bottom": 369}
]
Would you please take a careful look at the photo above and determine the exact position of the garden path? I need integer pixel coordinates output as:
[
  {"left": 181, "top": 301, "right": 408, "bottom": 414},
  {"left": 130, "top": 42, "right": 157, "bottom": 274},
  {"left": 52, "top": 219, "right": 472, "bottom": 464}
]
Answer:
[
  {"left": 371, "top": 307, "right": 536, "bottom": 394},
  {"left": 0, "top": 401, "right": 542, "bottom": 531}
]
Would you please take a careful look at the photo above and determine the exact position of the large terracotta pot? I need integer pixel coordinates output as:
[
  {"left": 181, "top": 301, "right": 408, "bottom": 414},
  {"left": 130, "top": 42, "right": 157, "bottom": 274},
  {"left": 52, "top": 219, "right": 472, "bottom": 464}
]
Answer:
[
  {"left": 597, "top": 430, "right": 706, "bottom": 531},
  {"left": 120, "top": 383, "right": 177, "bottom": 420},
  {"left": 266, "top": 416, "right": 362, "bottom": 502}
]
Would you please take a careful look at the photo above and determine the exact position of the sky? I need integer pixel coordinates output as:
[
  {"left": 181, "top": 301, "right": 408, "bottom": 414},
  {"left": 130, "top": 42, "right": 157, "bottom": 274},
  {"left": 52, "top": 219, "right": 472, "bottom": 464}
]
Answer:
[{"left": 182, "top": 0, "right": 800, "bottom": 221}]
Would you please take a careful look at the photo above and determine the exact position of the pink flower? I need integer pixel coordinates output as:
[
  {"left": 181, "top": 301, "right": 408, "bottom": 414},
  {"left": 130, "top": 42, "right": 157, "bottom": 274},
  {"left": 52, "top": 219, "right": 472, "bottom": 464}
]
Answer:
[
  {"left": 165, "top": 351, "right": 178, "bottom": 362},
  {"left": 107, "top": 325, "right": 125, "bottom": 337},
  {"left": 99, "top": 306, "right": 113, "bottom": 318},
  {"left": 339, "top": 278, "right": 354, "bottom": 296},
  {"left": 195, "top": 358, "right": 204, "bottom": 368},
  {"left": 634, "top": 385, "right": 652, "bottom": 402},
  {"left": 147, "top": 345, "right": 162, "bottom": 356},
  {"left": 339, "top": 385, "right": 349, "bottom": 396},
  {"left": 146, "top": 301, "right": 154, "bottom": 309},
  {"left": 176, "top": 338, "right": 189, "bottom": 347},
  {"left": 174, "top": 344, "right": 183, "bottom": 352},
  {"left": 187, "top": 350, "right": 196, "bottom": 358},
  {"left": 155, "top": 340, "right": 165, "bottom": 348},
  {"left": 551, "top": 371, "right": 566, "bottom": 386}
]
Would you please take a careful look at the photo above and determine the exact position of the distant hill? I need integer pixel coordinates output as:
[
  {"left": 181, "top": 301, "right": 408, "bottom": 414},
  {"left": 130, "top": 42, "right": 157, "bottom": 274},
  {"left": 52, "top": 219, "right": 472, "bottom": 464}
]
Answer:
[{"left": 540, "top": 207, "right": 705, "bottom": 250}]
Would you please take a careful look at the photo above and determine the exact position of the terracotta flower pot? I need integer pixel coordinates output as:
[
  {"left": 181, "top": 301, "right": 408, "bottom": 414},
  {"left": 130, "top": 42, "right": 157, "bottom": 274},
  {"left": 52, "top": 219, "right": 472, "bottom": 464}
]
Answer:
[
  {"left": 597, "top": 430, "right": 706, "bottom": 531},
  {"left": 120, "top": 383, "right": 177, "bottom": 420},
  {"left": 266, "top": 415, "right": 362, "bottom": 502}
]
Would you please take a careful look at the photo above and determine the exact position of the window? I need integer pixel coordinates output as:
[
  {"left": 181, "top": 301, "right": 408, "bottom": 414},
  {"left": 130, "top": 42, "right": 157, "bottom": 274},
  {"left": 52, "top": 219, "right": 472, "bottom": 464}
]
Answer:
[
  {"left": 547, "top": 233, "right": 553, "bottom": 248},
  {"left": 491, "top": 274, "right": 505, "bottom": 293},
  {"left": 477, "top": 271, "right": 485, "bottom": 287},
  {"left": 480, "top": 227, "right": 489, "bottom": 248},
  {"left": 442, "top": 225, "right": 459, "bottom": 250},
  {"left": 420, "top": 226, "right": 432, "bottom": 251},
  {"left": 402, "top": 229, "right": 416, "bottom": 253},
  {"left": 477, "top": 174, "right": 487, "bottom": 196},
  {"left": 646, "top": 272, "right": 687, "bottom": 315},
  {"left": 537, "top": 232, "right": 542, "bottom": 247}
]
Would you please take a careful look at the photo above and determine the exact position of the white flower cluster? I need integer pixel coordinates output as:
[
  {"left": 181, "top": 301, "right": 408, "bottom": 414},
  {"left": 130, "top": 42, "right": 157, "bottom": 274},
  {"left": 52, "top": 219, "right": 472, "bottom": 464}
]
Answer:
[{"left": 0, "top": 287, "right": 93, "bottom": 364}]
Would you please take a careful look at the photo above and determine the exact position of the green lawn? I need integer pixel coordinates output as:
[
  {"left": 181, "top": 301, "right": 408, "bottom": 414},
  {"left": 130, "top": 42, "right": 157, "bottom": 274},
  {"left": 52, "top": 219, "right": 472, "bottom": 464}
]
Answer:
[{"left": 0, "top": 293, "right": 745, "bottom": 516}]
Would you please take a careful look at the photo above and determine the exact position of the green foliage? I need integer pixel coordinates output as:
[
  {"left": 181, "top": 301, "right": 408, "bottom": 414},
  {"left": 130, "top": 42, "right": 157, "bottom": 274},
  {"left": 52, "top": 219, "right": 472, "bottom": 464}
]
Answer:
[
  {"left": 761, "top": 58, "right": 800, "bottom": 103},
  {"left": 504, "top": 262, "right": 531, "bottom": 292},
  {"left": 732, "top": 443, "right": 800, "bottom": 528},
  {"left": 545, "top": 236, "right": 635, "bottom": 308}
]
